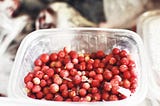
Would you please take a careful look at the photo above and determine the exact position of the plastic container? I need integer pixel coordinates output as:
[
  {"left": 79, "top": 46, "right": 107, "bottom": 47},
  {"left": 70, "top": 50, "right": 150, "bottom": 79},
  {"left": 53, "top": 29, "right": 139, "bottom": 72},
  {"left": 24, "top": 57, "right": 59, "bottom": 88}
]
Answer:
[
  {"left": 8, "top": 28, "right": 148, "bottom": 106},
  {"left": 137, "top": 10, "right": 160, "bottom": 104}
]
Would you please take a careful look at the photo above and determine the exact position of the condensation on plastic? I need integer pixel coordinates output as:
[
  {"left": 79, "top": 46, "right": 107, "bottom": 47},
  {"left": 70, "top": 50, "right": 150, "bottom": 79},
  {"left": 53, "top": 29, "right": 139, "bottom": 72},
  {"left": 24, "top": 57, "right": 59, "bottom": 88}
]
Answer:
[
  {"left": 137, "top": 10, "right": 160, "bottom": 105},
  {"left": 103, "top": 0, "right": 149, "bottom": 28},
  {"left": 8, "top": 28, "right": 148, "bottom": 106}
]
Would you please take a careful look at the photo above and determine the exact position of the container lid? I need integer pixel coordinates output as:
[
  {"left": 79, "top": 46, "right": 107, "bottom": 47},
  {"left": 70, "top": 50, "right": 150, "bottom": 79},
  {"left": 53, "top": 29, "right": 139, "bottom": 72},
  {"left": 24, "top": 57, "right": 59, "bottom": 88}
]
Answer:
[{"left": 137, "top": 10, "right": 160, "bottom": 101}]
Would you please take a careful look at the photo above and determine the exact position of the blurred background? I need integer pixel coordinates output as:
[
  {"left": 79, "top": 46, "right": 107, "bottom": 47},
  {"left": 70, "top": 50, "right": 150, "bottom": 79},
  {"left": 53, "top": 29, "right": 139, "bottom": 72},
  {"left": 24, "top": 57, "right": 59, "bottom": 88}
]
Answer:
[{"left": 0, "top": 0, "right": 160, "bottom": 105}]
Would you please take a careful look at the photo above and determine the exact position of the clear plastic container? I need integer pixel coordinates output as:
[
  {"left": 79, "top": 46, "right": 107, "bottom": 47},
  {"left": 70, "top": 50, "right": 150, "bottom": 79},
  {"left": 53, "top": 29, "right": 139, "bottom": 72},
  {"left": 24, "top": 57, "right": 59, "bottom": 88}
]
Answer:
[
  {"left": 137, "top": 10, "right": 160, "bottom": 104},
  {"left": 8, "top": 28, "right": 148, "bottom": 106}
]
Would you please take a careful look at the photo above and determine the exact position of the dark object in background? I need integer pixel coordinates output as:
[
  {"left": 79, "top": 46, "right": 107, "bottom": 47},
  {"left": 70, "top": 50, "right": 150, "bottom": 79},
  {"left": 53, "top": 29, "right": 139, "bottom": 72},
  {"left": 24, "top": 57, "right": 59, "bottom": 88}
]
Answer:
[
  {"left": 0, "top": 93, "right": 6, "bottom": 97},
  {"left": 35, "top": 7, "right": 57, "bottom": 29},
  {"left": 67, "top": 0, "right": 106, "bottom": 24},
  {"left": 39, "top": 0, "right": 106, "bottom": 24},
  {"left": 13, "top": 0, "right": 46, "bottom": 20}
]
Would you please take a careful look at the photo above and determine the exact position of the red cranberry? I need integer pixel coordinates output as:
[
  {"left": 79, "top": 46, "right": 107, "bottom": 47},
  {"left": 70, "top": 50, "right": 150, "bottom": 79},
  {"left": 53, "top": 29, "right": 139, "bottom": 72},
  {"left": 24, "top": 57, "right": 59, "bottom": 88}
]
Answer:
[
  {"left": 130, "top": 77, "right": 137, "bottom": 84},
  {"left": 89, "top": 71, "right": 96, "bottom": 78},
  {"left": 43, "top": 74, "right": 49, "bottom": 80},
  {"left": 67, "top": 81, "right": 74, "bottom": 89},
  {"left": 111, "top": 85, "right": 119, "bottom": 94},
  {"left": 120, "top": 50, "right": 128, "bottom": 57},
  {"left": 69, "top": 51, "right": 78, "bottom": 59},
  {"left": 128, "top": 60, "right": 136, "bottom": 69},
  {"left": 87, "top": 63, "right": 93, "bottom": 71},
  {"left": 120, "top": 57, "right": 129, "bottom": 65},
  {"left": 49, "top": 61, "right": 56, "bottom": 68},
  {"left": 26, "top": 81, "right": 34, "bottom": 89},
  {"left": 70, "top": 68, "right": 78, "bottom": 76},
  {"left": 102, "top": 92, "right": 109, "bottom": 101},
  {"left": 90, "top": 52, "right": 96, "bottom": 59},
  {"left": 73, "top": 75, "right": 82, "bottom": 85},
  {"left": 60, "top": 70, "right": 69, "bottom": 78},
  {"left": 65, "top": 62, "right": 74, "bottom": 70},
  {"left": 41, "top": 65, "right": 49, "bottom": 72},
  {"left": 36, "top": 91, "right": 44, "bottom": 99},
  {"left": 91, "top": 80, "right": 100, "bottom": 87},
  {"left": 106, "top": 64, "right": 113, "bottom": 70},
  {"left": 130, "top": 83, "right": 137, "bottom": 89},
  {"left": 110, "top": 78, "right": 120, "bottom": 86},
  {"left": 91, "top": 87, "right": 98, "bottom": 94},
  {"left": 63, "top": 56, "right": 71, "bottom": 64},
  {"left": 40, "top": 79, "right": 47, "bottom": 87},
  {"left": 103, "top": 69, "right": 113, "bottom": 80},
  {"left": 93, "top": 59, "right": 100, "bottom": 68},
  {"left": 94, "top": 74, "right": 103, "bottom": 82},
  {"left": 45, "top": 68, "right": 54, "bottom": 77},
  {"left": 55, "top": 61, "right": 62, "bottom": 68},
  {"left": 63, "top": 47, "right": 70, "bottom": 54},
  {"left": 32, "top": 85, "right": 41, "bottom": 93},
  {"left": 105, "top": 54, "right": 113, "bottom": 62},
  {"left": 79, "top": 62, "right": 86, "bottom": 71},
  {"left": 109, "top": 95, "right": 118, "bottom": 101},
  {"left": 69, "top": 91, "right": 76, "bottom": 98},
  {"left": 113, "top": 75, "right": 122, "bottom": 82},
  {"left": 92, "top": 93, "right": 101, "bottom": 101},
  {"left": 111, "top": 66, "right": 120, "bottom": 75},
  {"left": 58, "top": 50, "right": 66, "bottom": 58},
  {"left": 55, "top": 68, "right": 61, "bottom": 73},
  {"left": 78, "top": 56, "right": 85, "bottom": 62},
  {"left": 79, "top": 88, "right": 87, "bottom": 97},
  {"left": 40, "top": 53, "right": 50, "bottom": 63},
  {"left": 119, "top": 65, "right": 128, "bottom": 72},
  {"left": 109, "top": 57, "right": 117, "bottom": 65},
  {"left": 103, "top": 82, "right": 112, "bottom": 91},
  {"left": 33, "top": 77, "right": 40, "bottom": 85},
  {"left": 60, "top": 84, "right": 68, "bottom": 91},
  {"left": 96, "top": 68, "right": 103, "bottom": 74},
  {"left": 112, "top": 48, "right": 120, "bottom": 55},
  {"left": 123, "top": 79, "right": 131, "bottom": 89},
  {"left": 50, "top": 84, "right": 59, "bottom": 94},
  {"left": 47, "top": 79, "right": 52, "bottom": 86},
  {"left": 72, "top": 58, "right": 78, "bottom": 64},
  {"left": 43, "top": 87, "right": 49, "bottom": 94},
  {"left": 28, "top": 93, "right": 36, "bottom": 99},
  {"left": 66, "top": 98, "right": 72, "bottom": 101},
  {"left": 85, "top": 55, "right": 90, "bottom": 62},
  {"left": 96, "top": 50, "right": 105, "bottom": 59},
  {"left": 61, "top": 90, "right": 69, "bottom": 98},
  {"left": 54, "top": 94, "right": 64, "bottom": 101},
  {"left": 50, "top": 53, "right": 58, "bottom": 61},
  {"left": 34, "top": 59, "right": 42, "bottom": 66},
  {"left": 24, "top": 75, "right": 33, "bottom": 84},
  {"left": 72, "top": 96, "right": 80, "bottom": 101},
  {"left": 99, "top": 62, "right": 105, "bottom": 68},
  {"left": 130, "top": 69, "right": 137, "bottom": 78},
  {"left": 123, "top": 71, "right": 131, "bottom": 79},
  {"left": 82, "top": 82, "right": 90, "bottom": 90},
  {"left": 87, "top": 59, "right": 94, "bottom": 64},
  {"left": 54, "top": 75, "right": 63, "bottom": 85},
  {"left": 34, "top": 71, "right": 44, "bottom": 79},
  {"left": 85, "top": 95, "right": 92, "bottom": 102},
  {"left": 45, "top": 93, "right": 53, "bottom": 100},
  {"left": 33, "top": 66, "right": 41, "bottom": 71}
]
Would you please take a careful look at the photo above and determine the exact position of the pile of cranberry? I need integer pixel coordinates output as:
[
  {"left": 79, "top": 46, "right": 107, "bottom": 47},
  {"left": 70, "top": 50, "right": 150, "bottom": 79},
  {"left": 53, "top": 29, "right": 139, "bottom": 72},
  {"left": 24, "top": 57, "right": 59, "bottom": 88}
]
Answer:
[{"left": 24, "top": 47, "right": 137, "bottom": 102}]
